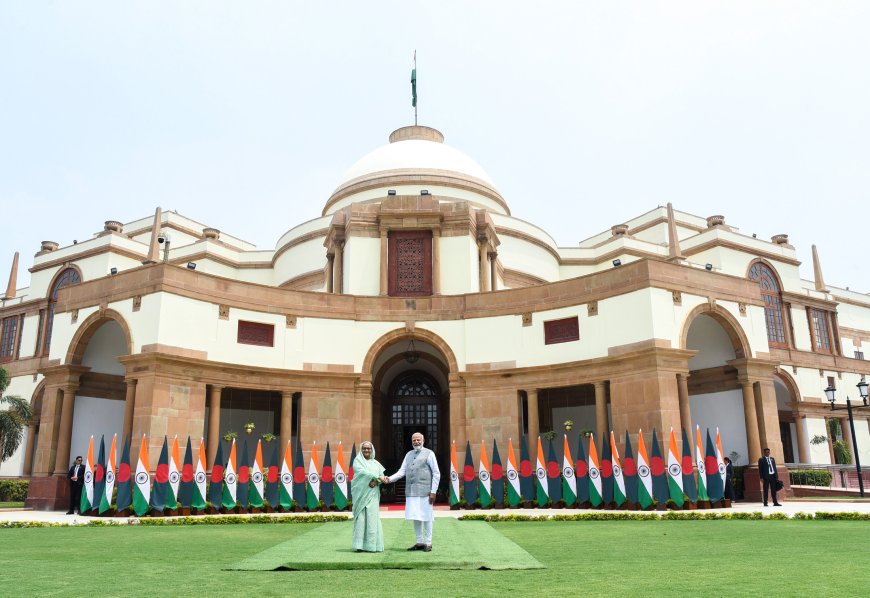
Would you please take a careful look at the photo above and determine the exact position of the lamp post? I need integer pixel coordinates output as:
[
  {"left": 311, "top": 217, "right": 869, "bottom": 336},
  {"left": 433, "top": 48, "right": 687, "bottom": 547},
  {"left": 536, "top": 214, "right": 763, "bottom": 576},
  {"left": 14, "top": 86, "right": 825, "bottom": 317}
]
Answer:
[{"left": 825, "top": 380, "right": 869, "bottom": 497}]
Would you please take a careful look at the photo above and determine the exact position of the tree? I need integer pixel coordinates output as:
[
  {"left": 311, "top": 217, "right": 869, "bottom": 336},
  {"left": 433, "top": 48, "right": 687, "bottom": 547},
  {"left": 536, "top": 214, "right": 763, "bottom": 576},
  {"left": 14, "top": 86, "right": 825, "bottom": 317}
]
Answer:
[{"left": 0, "top": 367, "right": 32, "bottom": 467}]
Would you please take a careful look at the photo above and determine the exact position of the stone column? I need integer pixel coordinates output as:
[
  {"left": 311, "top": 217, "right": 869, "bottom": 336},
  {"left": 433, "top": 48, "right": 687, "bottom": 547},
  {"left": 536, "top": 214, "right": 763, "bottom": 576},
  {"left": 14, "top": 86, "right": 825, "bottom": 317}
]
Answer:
[
  {"left": 740, "top": 381, "right": 762, "bottom": 463},
  {"left": 354, "top": 379, "right": 373, "bottom": 445},
  {"left": 478, "top": 242, "right": 489, "bottom": 292},
  {"left": 122, "top": 379, "right": 137, "bottom": 441},
  {"left": 52, "top": 386, "right": 78, "bottom": 475},
  {"left": 206, "top": 386, "right": 223, "bottom": 468},
  {"left": 22, "top": 425, "right": 36, "bottom": 475},
  {"left": 677, "top": 373, "right": 691, "bottom": 438},
  {"left": 489, "top": 251, "right": 498, "bottom": 292},
  {"left": 432, "top": 229, "right": 441, "bottom": 295},
  {"left": 334, "top": 242, "right": 344, "bottom": 294},
  {"left": 280, "top": 389, "right": 293, "bottom": 447},
  {"left": 594, "top": 382, "right": 608, "bottom": 445},
  {"left": 380, "top": 230, "right": 389, "bottom": 296},
  {"left": 794, "top": 415, "right": 810, "bottom": 464},
  {"left": 326, "top": 253, "right": 335, "bottom": 294},
  {"left": 841, "top": 416, "right": 856, "bottom": 464},
  {"left": 449, "top": 375, "right": 467, "bottom": 453},
  {"left": 755, "top": 379, "right": 785, "bottom": 462},
  {"left": 526, "top": 389, "right": 540, "bottom": 445}
]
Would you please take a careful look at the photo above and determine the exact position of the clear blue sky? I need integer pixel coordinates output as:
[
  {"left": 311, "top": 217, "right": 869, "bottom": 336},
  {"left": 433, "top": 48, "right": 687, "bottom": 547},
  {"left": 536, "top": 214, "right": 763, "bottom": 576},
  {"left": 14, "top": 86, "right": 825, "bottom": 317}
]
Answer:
[{"left": 2, "top": 2, "right": 868, "bottom": 291}]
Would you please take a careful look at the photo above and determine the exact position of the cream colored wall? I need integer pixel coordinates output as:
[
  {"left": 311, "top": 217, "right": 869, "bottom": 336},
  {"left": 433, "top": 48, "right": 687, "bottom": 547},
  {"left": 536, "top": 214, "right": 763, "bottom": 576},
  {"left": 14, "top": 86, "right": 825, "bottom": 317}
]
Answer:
[
  {"left": 273, "top": 236, "right": 328, "bottom": 287},
  {"left": 344, "top": 237, "right": 380, "bottom": 296},
  {"left": 0, "top": 373, "right": 42, "bottom": 476},
  {"left": 806, "top": 417, "right": 832, "bottom": 464},
  {"left": 439, "top": 236, "right": 478, "bottom": 294},
  {"left": 790, "top": 305, "right": 813, "bottom": 351},
  {"left": 328, "top": 185, "right": 506, "bottom": 215},
  {"left": 17, "top": 313, "right": 40, "bottom": 359},
  {"left": 494, "top": 234, "right": 559, "bottom": 282}
]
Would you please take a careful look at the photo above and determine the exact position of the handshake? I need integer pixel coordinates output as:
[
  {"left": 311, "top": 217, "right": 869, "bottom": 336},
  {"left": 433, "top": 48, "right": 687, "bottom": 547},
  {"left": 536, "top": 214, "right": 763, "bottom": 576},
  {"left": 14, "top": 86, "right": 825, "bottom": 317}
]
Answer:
[{"left": 368, "top": 476, "right": 392, "bottom": 488}]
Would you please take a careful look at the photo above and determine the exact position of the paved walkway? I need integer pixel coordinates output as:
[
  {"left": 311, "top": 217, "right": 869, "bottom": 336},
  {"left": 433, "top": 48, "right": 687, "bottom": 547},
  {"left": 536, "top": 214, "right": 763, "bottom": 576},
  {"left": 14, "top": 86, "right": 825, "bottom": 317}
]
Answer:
[{"left": 3, "top": 499, "right": 869, "bottom": 525}]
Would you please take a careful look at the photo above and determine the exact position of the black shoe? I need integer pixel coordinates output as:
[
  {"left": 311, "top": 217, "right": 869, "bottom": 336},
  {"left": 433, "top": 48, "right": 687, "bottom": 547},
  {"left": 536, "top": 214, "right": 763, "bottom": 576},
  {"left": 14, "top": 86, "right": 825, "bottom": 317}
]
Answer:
[
  {"left": 423, "top": 545, "right": 432, "bottom": 552},
  {"left": 66, "top": 511, "right": 74, "bottom": 515},
  {"left": 773, "top": 503, "right": 782, "bottom": 506},
  {"left": 407, "top": 544, "right": 424, "bottom": 551},
  {"left": 763, "top": 503, "right": 768, "bottom": 507}
]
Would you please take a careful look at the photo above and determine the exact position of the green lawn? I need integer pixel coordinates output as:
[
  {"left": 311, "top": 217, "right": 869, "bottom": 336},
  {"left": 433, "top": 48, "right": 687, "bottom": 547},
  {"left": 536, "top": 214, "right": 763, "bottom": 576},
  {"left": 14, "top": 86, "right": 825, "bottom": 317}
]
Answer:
[
  {"left": 0, "top": 501, "right": 24, "bottom": 509},
  {"left": 2, "top": 520, "right": 869, "bottom": 597}
]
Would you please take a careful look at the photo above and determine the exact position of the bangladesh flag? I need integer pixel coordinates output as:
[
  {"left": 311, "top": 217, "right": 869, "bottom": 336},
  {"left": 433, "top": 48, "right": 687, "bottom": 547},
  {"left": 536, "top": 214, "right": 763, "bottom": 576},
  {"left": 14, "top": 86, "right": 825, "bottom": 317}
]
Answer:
[
  {"left": 546, "top": 438, "right": 562, "bottom": 504},
  {"left": 207, "top": 440, "right": 225, "bottom": 508},
  {"left": 681, "top": 428, "right": 698, "bottom": 504},
  {"left": 534, "top": 436, "right": 549, "bottom": 507},
  {"left": 666, "top": 428, "right": 685, "bottom": 507},
  {"left": 695, "top": 426, "right": 710, "bottom": 502},
  {"left": 192, "top": 438, "right": 207, "bottom": 510},
  {"left": 265, "top": 441, "right": 279, "bottom": 509},
  {"left": 347, "top": 443, "right": 356, "bottom": 504},
  {"left": 610, "top": 431, "right": 626, "bottom": 507},
  {"left": 279, "top": 440, "right": 294, "bottom": 510},
  {"left": 334, "top": 442, "right": 348, "bottom": 511},
  {"left": 600, "top": 432, "right": 613, "bottom": 505},
  {"left": 715, "top": 428, "right": 727, "bottom": 494},
  {"left": 306, "top": 441, "right": 320, "bottom": 511},
  {"left": 236, "top": 438, "right": 249, "bottom": 510},
  {"left": 623, "top": 431, "right": 639, "bottom": 506},
  {"left": 293, "top": 440, "right": 307, "bottom": 507},
  {"left": 478, "top": 440, "right": 492, "bottom": 508},
  {"left": 221, "top": 438, "right": 238, "bottom": 510},
  {"left": 115, "top": 435, "right": 132, "bottom": 514},
  {"left": 132, "top": 435, "right": 151, "bottom": 516},
  {"left": 587, "top": 434, "right": 603, "bottom": 507},
  {"left": 250, "top": 439, "right": 265, "bottom": 509},
  {"left": 650, "top": 428, "right": 669, "bottom": 505},
  {"left": 505, "top": 438, "right": 521, "bottom": 507},
  {"left": 320, "top": 442, "right": 334, "bottom": 509},
  {"left": 93, "top": 435, "right": 106, "bottom": 514},
  {"left": 705, "top": 429, "right": 724, "bottom": 501},
  {"left": 166, "top": 435, "right": 180, "bottom": 510},
  {"left": 463, "top": 440, "right": 478, "bottom": 506},
  {"left": 519, "top": 435, "right": 533, "bottom": 502},
  {"left": 98, "top": 434, "right": 117, "bottom": 514},
  {"left": 561, "top": 435, "right": 577, "bottom": 507},
  {"left": 636, "top": 430, "right": 654, "bottom": 509},
  {"left": 150, "top": 436, "right": 168, "bottom": 513},
  {"left": 449, "top": 440, "right": 460, "bottom": 507},
  {"left": 80, "top": 435, "right": 95, "bottom": 514},
  {"left": 574, "top": 435, "right": 589, "bottom": 505},
  {"left": 179, "top": 437, "right": 194, "bottom": 510},
  {"left": 491, "top": 440, "right": 504, "bottom": 506}
]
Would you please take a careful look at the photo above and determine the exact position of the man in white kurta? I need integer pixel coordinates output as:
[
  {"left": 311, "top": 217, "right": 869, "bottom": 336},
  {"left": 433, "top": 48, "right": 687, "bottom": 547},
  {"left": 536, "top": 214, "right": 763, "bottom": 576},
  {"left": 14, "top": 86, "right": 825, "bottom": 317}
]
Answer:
[{"left": 385, "top": 433, "right": 441, "bottom": 551}]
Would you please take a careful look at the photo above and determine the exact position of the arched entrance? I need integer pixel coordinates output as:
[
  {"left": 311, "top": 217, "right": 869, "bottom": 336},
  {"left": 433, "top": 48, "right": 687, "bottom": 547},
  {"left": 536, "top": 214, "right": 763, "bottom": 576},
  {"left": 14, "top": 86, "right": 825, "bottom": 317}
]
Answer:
[{"left": 385, "top": 371, "right": 444, "bottom": 470}]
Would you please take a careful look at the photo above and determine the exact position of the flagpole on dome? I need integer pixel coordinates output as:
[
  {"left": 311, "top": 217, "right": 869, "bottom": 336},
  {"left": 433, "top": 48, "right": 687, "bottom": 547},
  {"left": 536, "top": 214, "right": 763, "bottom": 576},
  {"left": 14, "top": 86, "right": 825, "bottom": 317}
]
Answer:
[{"left": 411, "top": 50, "right": 418, "bottom": 126}]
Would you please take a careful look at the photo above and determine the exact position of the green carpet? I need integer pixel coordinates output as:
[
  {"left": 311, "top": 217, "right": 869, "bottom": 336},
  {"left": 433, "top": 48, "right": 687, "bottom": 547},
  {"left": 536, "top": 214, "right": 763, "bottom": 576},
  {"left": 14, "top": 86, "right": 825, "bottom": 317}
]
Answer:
[{"left": 226, "top": 519, "right": 544, "bottom": 571}]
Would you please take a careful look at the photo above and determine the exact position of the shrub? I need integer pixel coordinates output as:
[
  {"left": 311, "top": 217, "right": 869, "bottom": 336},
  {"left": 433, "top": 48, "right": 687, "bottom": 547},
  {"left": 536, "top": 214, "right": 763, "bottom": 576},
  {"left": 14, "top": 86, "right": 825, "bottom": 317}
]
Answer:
[
  {"left": 789, "top": 469, "right": 832, "bottom": 487},
  {"left": 0, "top": 479, "right": 29, "bottom": 501}
]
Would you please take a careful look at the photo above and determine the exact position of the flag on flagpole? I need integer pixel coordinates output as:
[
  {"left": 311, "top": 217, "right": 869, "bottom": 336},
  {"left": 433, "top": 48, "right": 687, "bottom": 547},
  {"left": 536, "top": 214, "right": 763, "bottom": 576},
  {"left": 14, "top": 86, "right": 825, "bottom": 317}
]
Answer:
[
  {"left": 334, "top": 442, "right": 348, "bottom": 510},
  {"left": 133, "top": 435, "right": 151, "bottom": 516},
  {"left": 449, "top": 440, "right": 460, "bottom": 507},
  {"left": 546, "top": 438, "right": 562, "bottom": 504},
  {"left": 610, "top": 431, "right": 627, "bottom": 507},
  {"left": 250, "top": 439, "right": 265, "bottom": 509},
  {"left": 587, "top": 434, "right": 603, "bottom": 507},
  {"left": 478, "top": 440, "right": 492, "bottom": 507},
  {"left": 93, "top": 435, "right": 106, "bottom": 514},
  {"left": 265, "top": 441, "right": 279, "bottom": 509},
  {"left": 535, "top": 436, "right": 549, "bottom": 507},
  {"left": 681, "top": 428, "right": 698, "bottom": 504},
  {"left": 99, "top": 434, "right": 117, "bottom": 514},
  {"left": 463, "top": 440, "right": 478, "bottom": 506},
  {"left": 491, "top": 440, "right": 504, "bottom": 507},
  {"left": 715, "top": 428, "right": 728, "bottom": 494},
  {"left": 179, "top": 436, "right": 194, "bottom": 510},
  {"left": 151, "top": 436, "right": 168, "bottom": 512},
  {"left": 600, "top": 432, "right": 613, "bottom": 505},
  {"left": 80, "top": 435, "right": 95, "bottom": 514},
  {"left": 347, "top": 443, "right": 356, "bottom": 504},
  {"left": 695, "top": 426, "right": 710, "bottom": 502},
  {"left": 321, "top": 442, "right": 334, "bottom": 509},
  {"left": 166, "top": 435, "right": 181, "bottom": 510},
  {"left": 562, "top": 435, "right": 577, "bottom": 507},
  {"left": 221, "top": 438, "right": 238, "bottom": 510},
  {"left": 207, "top": 440, "right": 225, "bottom": 509},
  {"left": 519, "top": 434, "right": 533, "bottom": 503},
  {"left": 411, "top": 51, "right": 417, "bottom": 108},
  {"left": 650, "top": 428, "right": 669, "bottom": 505},
  {"left": 505, "top": 438, "right": 522, "bottom": 507},
  {"left": 575, "top": 435, "right": 589, "bottom": 505},
  {"left": 623, "top": 431, "right": 639, "bottom": 507},
  {"left": 115, "top": 435, "right": 132, "bottom": 513},
  {"left": 306, "top": 441, "right": 320, "bottom": 511},
  {"left": 236, "top": 438, "right": 249, "bottom": 510},
  {"left": 279, "top": 440, "right": 294, "bottom": 510},
  {"left": 667, "top": 428, "right": 685, "bottom": 507},
  {"left": 192, "top": 438, "right": 207, "bottom": 510},
  {"left": 705, "top": 429, "right": 724, "bottom": 502},
  {"left": 293, "top": 440, "right": 307, "bottom": 508},
  {"left": 636, "top": 430, "right": 654, "bottom": 510}
]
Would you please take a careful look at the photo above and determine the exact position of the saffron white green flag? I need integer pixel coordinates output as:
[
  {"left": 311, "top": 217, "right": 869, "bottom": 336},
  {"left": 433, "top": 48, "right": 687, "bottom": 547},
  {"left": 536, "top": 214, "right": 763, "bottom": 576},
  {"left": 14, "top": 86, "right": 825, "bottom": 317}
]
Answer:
[
  {"left": 279, "top": 440, "right": 293, "bottom": 509},
  {"left": 306, "top": 441, "right": 320, "bottom": 510},
  {"left": 562, "top": 435, "right": 577, "bottom": 506},
  {"left": 505, "top": 438, "right": 522, "bottom": 507},
  {"left": 636, "top": 430, "right": 653, "bottom": 509},
  {"left": 695, "top": 426, "right": 709, "bottom": 501},
  {"left": 535, "top": 436, "right": 549, "bottom": 507},
  {"left": 133, "top": 435, "right": 151, "bottom": 516},
  {"left": 99, "top": 434, "right": 117, "bottom": 514},
  {"left": 715, "top": 428, "right": 727, "bottom": 491},
  {"left": 80, "top": 435, "right": 95, "bottom": 514},
  {"left": 221, "top": 439, "right": 238, "bottom": 510},
  {"left": 192, "top": 438, "right": 207, "bottom": 510},
  {"left": 250, "top": 440, "right": 265, "bottom": 508},
  {"left": 588, "top": 434, "right": 603, "bottom": 507},
  {"left": 610, "top": 431, "right": 627, "bottom": 507},
  {"left": 449, "top": 440, "right": 460, "bottom": 506},
  {"left": 478, "top": 440, "right": 492, "bottom": 507},
  {"left": 667, "top": 427, "right": 685, "bottom": 507},
  {"left": 167, "top": 435, "right": 180, "bottom": 509},
  {"left": 334, "top": 442, "right": 349, "bottom": 510}
]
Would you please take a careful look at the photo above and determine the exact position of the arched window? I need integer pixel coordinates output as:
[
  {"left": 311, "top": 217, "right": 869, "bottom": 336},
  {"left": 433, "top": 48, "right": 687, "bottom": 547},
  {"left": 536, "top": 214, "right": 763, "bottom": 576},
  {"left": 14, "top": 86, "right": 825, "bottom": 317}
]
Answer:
[
  {"left": 748, "top": 262, "right": 788, "bottom": 348},
  {"left": 43, "top": 268, "right": 82, "bottom": 355}
]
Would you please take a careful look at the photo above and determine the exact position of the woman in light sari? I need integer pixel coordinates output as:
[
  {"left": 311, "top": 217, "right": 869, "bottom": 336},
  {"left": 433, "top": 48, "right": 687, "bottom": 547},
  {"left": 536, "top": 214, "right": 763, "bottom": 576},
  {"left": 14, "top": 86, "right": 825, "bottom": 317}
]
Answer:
[{"left": 351, "top": 441, "right": 385, "bottom": 552}]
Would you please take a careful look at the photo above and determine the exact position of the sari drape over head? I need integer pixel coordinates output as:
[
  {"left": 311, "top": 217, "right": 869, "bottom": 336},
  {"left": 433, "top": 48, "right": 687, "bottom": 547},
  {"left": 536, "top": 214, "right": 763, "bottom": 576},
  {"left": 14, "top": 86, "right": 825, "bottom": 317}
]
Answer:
[{"left": 351, "top": 442, "right": 385, "bottom": 552}]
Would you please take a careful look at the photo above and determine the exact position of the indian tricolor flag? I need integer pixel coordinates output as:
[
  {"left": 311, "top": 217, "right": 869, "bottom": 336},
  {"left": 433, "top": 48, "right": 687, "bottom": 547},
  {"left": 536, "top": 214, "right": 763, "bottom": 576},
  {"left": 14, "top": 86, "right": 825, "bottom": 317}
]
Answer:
[
  {"left": 279, "top": 440, "right": 293, "bottom": 510},
  {"left": 80, "top": 435, "right": 94, "bottom": 514},
  {"left": 133, "top": 435, "right": 150, "bottom": 516},
  {"left": 334, "top": 442, "right": 348, "bottom": 510},
  {"left": 587, "top": 434, "right": 603, "bottom": 507},
  {"left": 478, "top": 440, "right": 492, "bottom": 507},
  {"left": 636, "top": 430, "right": 654, "bottom": 509},
  {"left": 192, "top": 438, "right": 207, "bottom": 510},
  {"left": 250, "top": 440, "right": 265, "bottom": 509},
  {"left": 535, "top": 436, "right": 549, "bottom": 507},
  {"left": 506, "top": 438, "right": 521, "bottom": 507},
  {"left": 562, "top": 435, "right": 577, "bottom": 506},
  {"left": 610, "top": 431, "right": 627, "bottom": 507},
  {"left": 99, "top": 434, "right": 117, "bottom": 514},
  {"left": 306, "top": 441, "right": 320, "bottom": 511},
  {"left": 167, "top": 435, "right": 181, "bottom": 510},
  {"left": 667, "top": 427, "right": 685, "bottom": 507},
  {"left": 715, "top": 427, "right": 727, "bottom": 491},
  {"left": 221, "top": 438, "right": 238, "bottom": 510},
  {"left": 695, "top": 426, "right": 709, "bottom": 502},
  {"left": 449, "top": 441, "right": 460, "bottom": 507}
]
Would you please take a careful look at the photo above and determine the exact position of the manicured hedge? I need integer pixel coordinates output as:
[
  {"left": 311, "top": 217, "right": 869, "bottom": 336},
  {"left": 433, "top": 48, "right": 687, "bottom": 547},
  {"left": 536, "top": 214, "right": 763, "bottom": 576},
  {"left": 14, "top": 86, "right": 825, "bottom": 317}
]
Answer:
[
  {"left": 0, "top": 480, "right": 29, "bottom": 502},
  {"left": 789, "top": 469, "right": 833, "bottom": 487}
]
